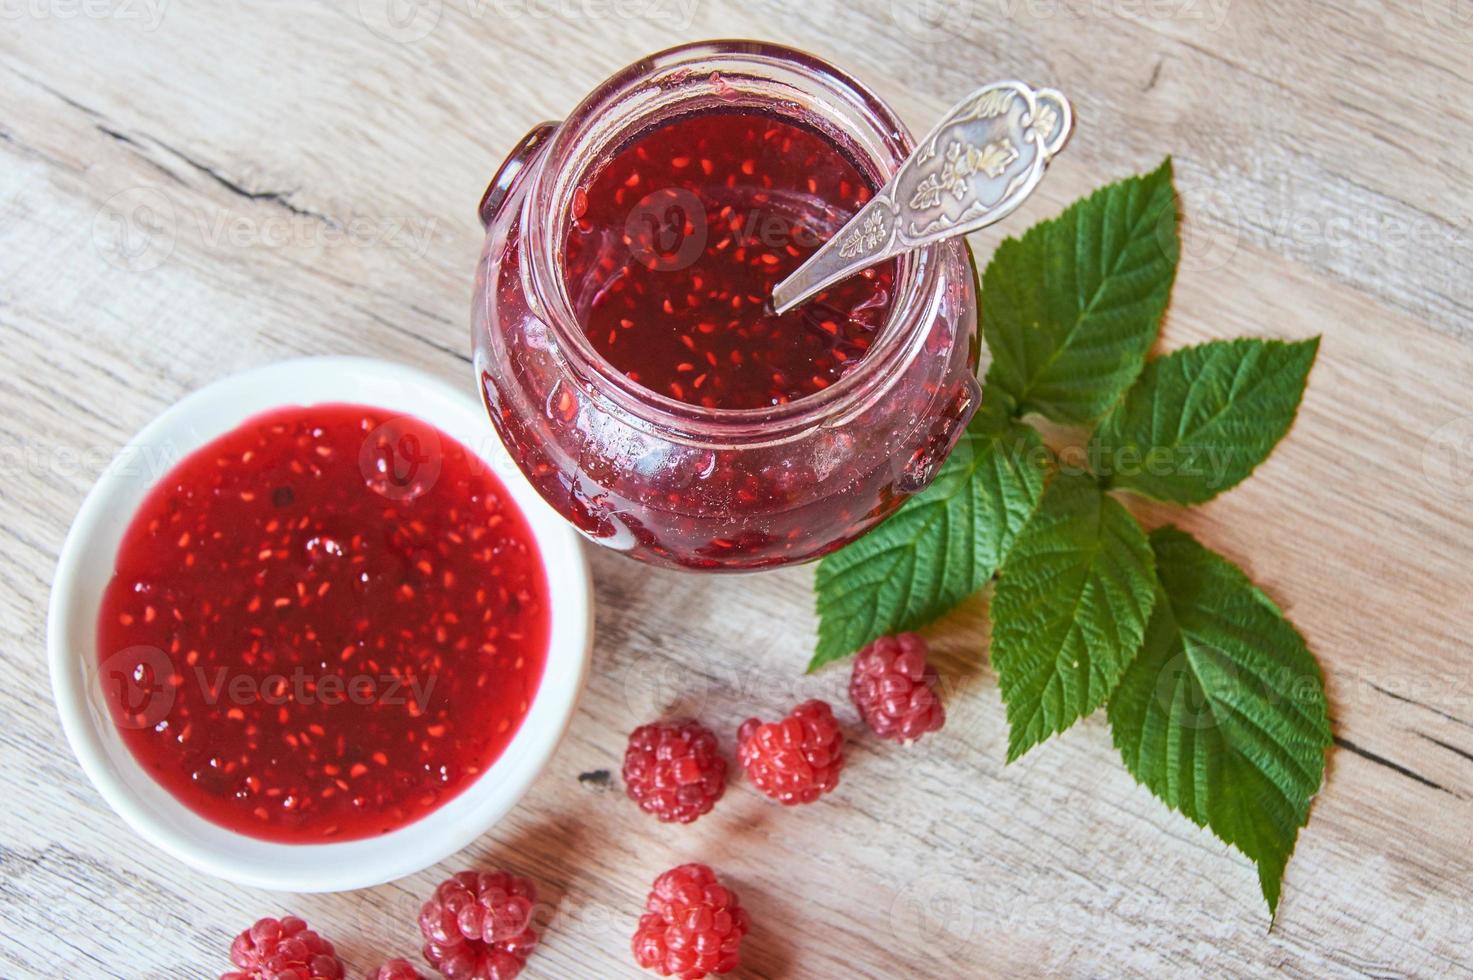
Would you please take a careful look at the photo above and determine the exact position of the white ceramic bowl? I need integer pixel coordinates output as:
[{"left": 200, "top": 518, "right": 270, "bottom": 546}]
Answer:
[{"left": 48, "top": 356, "right": 592, "bottom": 892}]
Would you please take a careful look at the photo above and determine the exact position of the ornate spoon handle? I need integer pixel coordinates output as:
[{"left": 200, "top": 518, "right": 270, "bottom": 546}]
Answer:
[{"left": 770, "top": 81, "right": 1073, "bottom": 314}]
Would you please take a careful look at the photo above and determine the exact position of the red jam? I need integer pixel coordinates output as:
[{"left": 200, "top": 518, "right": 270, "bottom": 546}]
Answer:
[
  {"left": 97, "top": 404, "right": 549, "bottom": 843},
  {"left": 562, "top": 109, "right": 896, "bottom": 410}
]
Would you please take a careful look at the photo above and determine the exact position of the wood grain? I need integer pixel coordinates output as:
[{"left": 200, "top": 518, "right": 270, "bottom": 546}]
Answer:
[{"left": 2, "top": 0, "right": 1471, "bottom": 976}]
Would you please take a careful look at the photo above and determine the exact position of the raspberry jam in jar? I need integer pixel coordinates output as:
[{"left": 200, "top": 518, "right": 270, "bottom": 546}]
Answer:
[
  {"left": 564, "top": 110, "right": 897, "bottom": 410},
  {"left": 473, "top": 42, "right": 981, "bottom": 570},
  {"left": 97, "top": 405, "right": 549, "bottom": 843}
]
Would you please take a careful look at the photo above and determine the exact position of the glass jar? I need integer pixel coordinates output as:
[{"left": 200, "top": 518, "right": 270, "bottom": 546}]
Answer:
[{"left": 471, "top": 41, "right": 981, "bottom": 571}]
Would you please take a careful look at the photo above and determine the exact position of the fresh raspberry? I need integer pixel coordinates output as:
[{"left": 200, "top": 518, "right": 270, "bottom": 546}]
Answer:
[
  {"left": 623, "top": 719, "right": 727, "bottom": 823},
  {"left": 222, "top": 916, "right": 343, "bottom": 980},
  {"left": 419, "top": 870, "right": 538, "bottom": 980},
  {"left": 368, "top": 961, "right": 426, "bottom": 980},
  {"left": 736, "top": 699, "right": 844, "bottom": 805},
  {"left": 849, "top": 632, "right": 946, "bottom": 742},
  {"left": 631, "top": 863, "right": 749, "bottom": 979}
]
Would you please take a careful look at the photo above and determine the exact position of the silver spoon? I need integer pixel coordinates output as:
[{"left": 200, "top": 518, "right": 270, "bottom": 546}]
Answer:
[{"left": 770, "top": 81, "right": 1073, "bottom": 314}]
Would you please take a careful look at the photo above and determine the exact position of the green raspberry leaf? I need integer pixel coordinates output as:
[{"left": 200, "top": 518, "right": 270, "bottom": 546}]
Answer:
[
  {"left": 1107, "top": 527, "right": 1331, "bottom": 915},
  {"left": 810, "top": 405, "right": 1049, "bottom": 672},
  {"left": 982, "top": 158, "right": 1179, "bottom": 425},
  {"left": 991, "top": 473, "right": 1157, "bottom": 759},
  {"left": 1090, "top": 338, "right": 1320, "bottom": 503}
]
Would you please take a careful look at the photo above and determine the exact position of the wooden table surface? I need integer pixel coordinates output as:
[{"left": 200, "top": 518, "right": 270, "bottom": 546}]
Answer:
[{"left": 3, "top": 1, "right": 1472, "bottom": 977}]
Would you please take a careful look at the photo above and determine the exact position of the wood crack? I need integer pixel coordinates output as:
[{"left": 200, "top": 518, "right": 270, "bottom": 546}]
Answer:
[
  {"left": 145, "top": 132, "right": 332, "bottom": 224},
  {"left": 409, "top": 302, "right": 457, "bottom": 327},
  {"left": 352, "top": 302, "right": 471, "bottom": 365},
  {"left": 6, "top": 64, "right": 102, "bottom": 118},
  {"left": 1333, "top": 736, "right": 1458, "bottom": 796},
  {"left": 1416, "top": 732, "right": 1473, "bottom": 767},
  {"left": 0, "top": 126, "right": 80, "bottom": 173},
  {"left": 94, "top": 123, "right": 186, "bottom": 185},
  {"left": 1143, "top": 58, "right": 1164, "bottom": 92},
  {"left": 1366, "top": 680, "right": 1473, "bottom": 731},
  {"left": 13, "top": 62, "right": 337, "bottom": 226}
]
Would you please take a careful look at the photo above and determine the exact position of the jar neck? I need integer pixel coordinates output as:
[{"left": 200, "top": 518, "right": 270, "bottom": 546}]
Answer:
[{"left": 521, "top": 40, "right": 941, "bottom": 445}]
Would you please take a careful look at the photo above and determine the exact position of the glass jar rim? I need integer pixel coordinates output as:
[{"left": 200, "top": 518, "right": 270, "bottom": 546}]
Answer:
[{"left": 522, "top": 40, "right": 947, "bottom": 441}]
